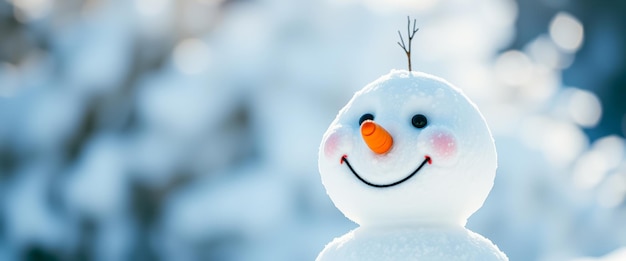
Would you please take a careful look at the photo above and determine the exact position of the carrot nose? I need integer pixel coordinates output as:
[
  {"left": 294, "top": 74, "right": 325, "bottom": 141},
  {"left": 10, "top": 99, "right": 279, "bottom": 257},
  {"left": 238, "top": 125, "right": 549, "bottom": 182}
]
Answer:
[{"left": 360, "top": 120, "right": 393, "bottom": 154}]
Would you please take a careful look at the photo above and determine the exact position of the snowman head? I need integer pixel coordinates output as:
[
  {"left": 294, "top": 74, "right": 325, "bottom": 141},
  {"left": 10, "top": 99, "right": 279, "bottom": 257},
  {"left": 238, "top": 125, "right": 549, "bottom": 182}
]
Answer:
[{"left": 319, "top": 70, "right": 497, "bottom": 227}]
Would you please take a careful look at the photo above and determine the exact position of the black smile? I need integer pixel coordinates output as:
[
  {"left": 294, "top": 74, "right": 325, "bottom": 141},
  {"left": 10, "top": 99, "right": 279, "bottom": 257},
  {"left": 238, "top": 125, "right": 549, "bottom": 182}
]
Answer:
[{"left": 340, "top": 155, "right": 431, "bottom": 188}]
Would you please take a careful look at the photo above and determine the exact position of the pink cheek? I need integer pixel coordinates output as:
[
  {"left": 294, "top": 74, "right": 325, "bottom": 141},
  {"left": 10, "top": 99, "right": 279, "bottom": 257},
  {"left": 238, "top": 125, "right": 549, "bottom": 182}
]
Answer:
[
  {"left": 324, "top": 132, "right": 342, "bottom": 159},
  {"left": 429, "top": 131, "right": 457, "bottom": 160}
]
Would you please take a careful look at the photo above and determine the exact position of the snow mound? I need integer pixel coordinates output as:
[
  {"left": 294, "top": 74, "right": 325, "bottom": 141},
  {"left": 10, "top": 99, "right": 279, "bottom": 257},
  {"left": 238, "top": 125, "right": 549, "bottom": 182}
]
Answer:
[{"left": 317, "top": 226, "right": 507, "bottom": 261}]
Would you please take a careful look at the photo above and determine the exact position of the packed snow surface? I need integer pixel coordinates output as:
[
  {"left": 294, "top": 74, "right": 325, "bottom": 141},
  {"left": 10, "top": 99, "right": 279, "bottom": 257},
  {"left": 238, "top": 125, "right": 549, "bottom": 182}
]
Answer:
[
  {"left": 316, "top": 226, "right": 507, "bottom": 261},
  {"left": 317, "top": 70, "right": 505, "bottom": 260},
  {"left": 319, "top": 70, "right": 497, "bottom": 227}
]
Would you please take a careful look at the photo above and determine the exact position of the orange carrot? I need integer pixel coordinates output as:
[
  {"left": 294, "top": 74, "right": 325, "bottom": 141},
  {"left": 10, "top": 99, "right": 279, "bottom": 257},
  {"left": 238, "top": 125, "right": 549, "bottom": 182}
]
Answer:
[{"left": 360, "top": 120, "right": 393, "bottom": 154}]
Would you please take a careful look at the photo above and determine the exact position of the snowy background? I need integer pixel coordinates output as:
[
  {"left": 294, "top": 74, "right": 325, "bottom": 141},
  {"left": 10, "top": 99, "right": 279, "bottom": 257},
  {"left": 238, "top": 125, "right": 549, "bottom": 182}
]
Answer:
[{"left": 1, "top": 0, "right": 626, "bottom": 260}]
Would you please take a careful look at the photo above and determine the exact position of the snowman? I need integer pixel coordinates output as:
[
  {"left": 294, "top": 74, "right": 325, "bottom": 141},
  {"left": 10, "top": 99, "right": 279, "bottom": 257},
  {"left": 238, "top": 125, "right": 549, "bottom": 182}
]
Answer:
[{"left": 317, "top": 18, "right": 507, "bottom": 261}]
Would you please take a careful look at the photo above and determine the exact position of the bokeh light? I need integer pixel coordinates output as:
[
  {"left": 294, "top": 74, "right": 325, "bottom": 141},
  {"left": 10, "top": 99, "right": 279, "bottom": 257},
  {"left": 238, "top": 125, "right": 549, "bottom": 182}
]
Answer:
[
  {"left": 173, "top": 38, "right": 211, "bottom": 75},
  {"left": 494, "top": 50, "right": 533, "bottom": 86},
  {"left": 566, "top": 88, "right": 603, "bottom": 128},
  {"left": 134, "top": 0, "right": 168, "bottom": 16},
  {"left": 9, "top": 0, "right": 51, "bottom": 22},
  {"left": 549, "top": 12, "right": 584, "bottom": 53}
]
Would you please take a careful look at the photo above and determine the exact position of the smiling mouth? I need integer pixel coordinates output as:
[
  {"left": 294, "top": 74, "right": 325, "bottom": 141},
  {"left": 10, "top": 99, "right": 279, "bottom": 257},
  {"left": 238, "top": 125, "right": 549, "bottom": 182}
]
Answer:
[{"left": 340, "top": 155, "right": 432, "bottom": 188}]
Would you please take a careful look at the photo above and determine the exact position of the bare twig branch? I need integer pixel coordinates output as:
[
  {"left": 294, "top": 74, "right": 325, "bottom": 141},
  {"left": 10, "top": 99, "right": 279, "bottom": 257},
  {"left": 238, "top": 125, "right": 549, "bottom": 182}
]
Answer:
[
  {"left": 397, "top": 31, "right": 406, "bottom": 50},
  {"left": 397, "top": 16, "right": 419, "bottom": 71}
]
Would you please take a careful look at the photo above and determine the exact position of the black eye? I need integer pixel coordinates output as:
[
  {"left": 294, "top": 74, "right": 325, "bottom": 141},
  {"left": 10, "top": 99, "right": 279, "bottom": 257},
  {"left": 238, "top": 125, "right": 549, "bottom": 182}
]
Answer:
[
  {"left": 411, "top": 114, "right": 428, "bottom": 128},
  {"left": 359, "top": 113, "right": 374, "bottom": 125}
]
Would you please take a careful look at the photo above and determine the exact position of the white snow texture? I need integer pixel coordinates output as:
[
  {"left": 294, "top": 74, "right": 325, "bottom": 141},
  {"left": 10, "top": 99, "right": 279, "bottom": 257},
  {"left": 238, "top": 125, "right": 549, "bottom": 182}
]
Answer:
[
  {"left": 317, "top": 70, "right": 506, "bottom": 260},
  {"left": 317, "top": 226, "right": 507, "bottom": 261}
]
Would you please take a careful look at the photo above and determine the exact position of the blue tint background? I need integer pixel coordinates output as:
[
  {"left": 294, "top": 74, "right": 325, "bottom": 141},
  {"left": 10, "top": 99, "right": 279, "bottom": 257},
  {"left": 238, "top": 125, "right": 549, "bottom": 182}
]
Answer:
[{"left": 1, "top": 0, "right": 625, "bottom": 260}]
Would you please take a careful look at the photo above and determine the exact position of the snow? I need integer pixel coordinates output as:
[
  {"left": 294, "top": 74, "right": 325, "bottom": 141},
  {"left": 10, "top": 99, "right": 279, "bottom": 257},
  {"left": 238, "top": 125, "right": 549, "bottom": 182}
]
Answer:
[
  {"left": 317, "top": 226, "right": 507, "bottom": 261},
  {"left": 63, "top": 133, "right": 129, "bottom": 220},
  {"left": 317, "top": 70, "right": 504, "bottom": 259},
  {"left": 55, "top": 0, "right": 134, "bottom": 94},
  {"left": 3, "top": 163, "right": 66, "bottom": 247},
  {"left": 571, "top": 247, "right": 626, "bottom": 261},
  {"left": 319, "top": 70, "right": 497, "bottom": 227}
]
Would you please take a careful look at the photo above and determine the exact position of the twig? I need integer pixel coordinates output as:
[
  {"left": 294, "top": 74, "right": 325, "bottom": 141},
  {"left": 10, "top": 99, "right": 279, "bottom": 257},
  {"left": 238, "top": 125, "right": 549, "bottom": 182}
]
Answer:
[{"left": 397, "top": 16, "right": 419, "bottom": 71}]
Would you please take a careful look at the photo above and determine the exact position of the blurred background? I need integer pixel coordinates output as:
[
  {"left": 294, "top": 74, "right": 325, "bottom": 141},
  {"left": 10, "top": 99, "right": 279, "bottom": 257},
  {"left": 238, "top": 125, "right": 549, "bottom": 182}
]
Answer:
[{"left": 1, "top": 0, "right": 625, "bottom": 260}]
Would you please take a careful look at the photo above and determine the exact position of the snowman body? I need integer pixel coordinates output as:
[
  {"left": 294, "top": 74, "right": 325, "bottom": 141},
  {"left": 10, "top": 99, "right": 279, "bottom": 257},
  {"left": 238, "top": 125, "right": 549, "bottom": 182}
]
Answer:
[
  {"left": 317, "top": 226, "right": 506, "bottom": 261},
  {"left": 317, "top": 70, "right": 507, "bottom": 260}
]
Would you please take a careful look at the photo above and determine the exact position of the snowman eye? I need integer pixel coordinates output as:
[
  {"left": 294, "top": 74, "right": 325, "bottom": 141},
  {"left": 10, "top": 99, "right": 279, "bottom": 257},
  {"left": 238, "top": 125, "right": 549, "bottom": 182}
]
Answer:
[
  {"left": 359, "top": 113, "right": 375, "bottom": 125},
  {"left": 411, "top": 114, "right": 428, "bottom": 128}
]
